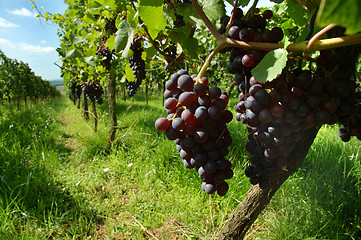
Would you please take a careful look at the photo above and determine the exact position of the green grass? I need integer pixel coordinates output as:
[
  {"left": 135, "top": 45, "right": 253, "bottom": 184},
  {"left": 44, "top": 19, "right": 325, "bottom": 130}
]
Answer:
[{"left": 0, "top": 94, "right": 360, "bottom": 239}]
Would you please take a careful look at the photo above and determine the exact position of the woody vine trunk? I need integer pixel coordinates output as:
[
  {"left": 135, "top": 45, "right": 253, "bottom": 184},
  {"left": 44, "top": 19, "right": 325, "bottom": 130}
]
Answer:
[
  {"left": 106, "top": 73, "right": 117, "bottom": 152},
  {"left": 217, "top": 127, "right": 320, "bottom": 239}
]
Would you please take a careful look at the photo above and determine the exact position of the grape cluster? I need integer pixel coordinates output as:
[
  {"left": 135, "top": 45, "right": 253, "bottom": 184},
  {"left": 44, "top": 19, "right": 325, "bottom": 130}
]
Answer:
[
  {"left": 127, "top": 37, "right": 146, "bottom": 97},
  {"left": 155, "top": 70, "right": 234, "bottom": 196},
  {"left": 81, "top": 81, "right": 104, "bottom": 105},
  {"left": 338, "top": 104, "right": 361, "bottom": 141},
  {"left": 70, "top": 82, "right": 81, "bottom": 100},
  {"left": 96, "top": 45, "right": 113, "bottom": 70},
  {"left": 224, "top": 9, "right": 361, "bottom": 189},
  {"left": 174, "top": 14, "right": 185, "bottom": 28},
  {"left": 105, "top": 18, "right": 117, "bottom": 35},
  {"left": 225, "top": 8, "right": 283, "bottom": 74},
  {"left": 236, "top": 55, "right": 360, "bottom": 188}
]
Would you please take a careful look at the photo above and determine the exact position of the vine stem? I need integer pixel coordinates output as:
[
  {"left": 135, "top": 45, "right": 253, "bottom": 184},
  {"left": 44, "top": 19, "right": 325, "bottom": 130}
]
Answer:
[
  {"left": 197, "top": 34, "right": 361, "bottom": 79},
  {"left": 196, "top": 43, "right": 225, "bottom": 82},
  {"left": 190, "top": 0, "right": 361, "bottom": 78},
  {"left": 223, "top": 33, "right": 361, "bottom": 52},
  {"left": 190, "top": 0, "right": 225, "bottom": 42},
  {"left": 306, "top": 23, "right": 336, "bottom": 52},
  {"left": 226, "top": 0, "right": 239, "bottom": 32}
]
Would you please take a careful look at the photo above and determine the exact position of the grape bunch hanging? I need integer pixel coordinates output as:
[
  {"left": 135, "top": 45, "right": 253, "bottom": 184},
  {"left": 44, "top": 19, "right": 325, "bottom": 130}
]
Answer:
[
  {"left": 155, "top": 70, "right": 234, "bottom": 196},
  {"left": 81, "top": 81, "right": 104, "bottom": 105},
  {"left": 96, "top": 45, "right": 113, "bottom": 70},
  {"left": 70, "top": 82, "right": 81, "bottom": 100},
  {"left": 127, "top": 37, "right": 146, "bottom": 97},
  {"left": 221, "top": 8, "right": 361, "bottom": 190}
]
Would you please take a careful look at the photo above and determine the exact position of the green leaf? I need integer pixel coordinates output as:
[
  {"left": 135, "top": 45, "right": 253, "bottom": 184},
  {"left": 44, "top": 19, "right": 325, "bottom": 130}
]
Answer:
[
  {"left": 169, "top": 25, "right": 198, "bottom": 59},
  {"left": 114, "top": 21, "right": 132, "bottom": 53},
  {"left": 286, "top": 0, "right": 308, "bottom": 26},
  {"left": 125, "top": 63, "right": 135, "bottom": 81},
  {"left": 86, "top": 1, "right": 102, "bottom": 9},
  {"left": 144, "top": 46, "right": 157, "bottom": 59},
  {"left": 85, "top": 56, "right": 96, "bottom": 67},
  {"left": 317, "top": 0, "right": 361, "bottom": 34},
  {"left": 202, "top": 0, "right": 225, "bottom": 26},
  {"left": 107, "top": 35, "right": 115, "bottom": 50},
  {"left": 138, "top": 0, "right": 167, "bottom": 39},
  {"left": 120, "top": 75, "right": 126, "bottom": 83},
  {"left": 238, "top": 0, "right": 251, "bottom": 7},
  {"left": 177, "top": 3, "right": 202, "bottom": 27},
  {"left": 126, "top": 5, "right": 138, "bottom": 28},
  {"left": 65, "top": 49, "right": 82, "bottom": 59},
  {"left": 251, "top": 48, "right": 288, "bottom": 83},
  {"left": 96, "top": 0, "right": 116, "bottom": 10}
]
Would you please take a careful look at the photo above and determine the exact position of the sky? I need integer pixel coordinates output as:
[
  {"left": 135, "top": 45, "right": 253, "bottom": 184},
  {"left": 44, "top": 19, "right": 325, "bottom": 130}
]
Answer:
[
  {"left": 0, "top": 0, "right": 67, "bottom": 81},
  {"left": 0, "top": 0, "right": 275, "bottom": 81}
]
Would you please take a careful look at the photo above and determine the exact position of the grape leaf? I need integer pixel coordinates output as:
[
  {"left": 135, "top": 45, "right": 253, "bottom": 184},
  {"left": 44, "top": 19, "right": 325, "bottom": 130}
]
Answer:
[
  {"left": 238, "top": 0, "right": 251, "bottom": 7},
  {"left": 169, "top": 25, "right": 199, "bottom": 59},
  {"left": 107, "top": 35, "right": 115, "bottom": 50},
  {"left": 114, "top": 21, "right": 132, "bottom": 53},
  {"left": 85, "top": 56, "right": 96, "bottom": 67},
  {"left": 65, "top": 49, "right": 82, "bottom": 59},
  {"left": 202, "top": 0, "right": 225, "bottom": 26},
  {"left": 177, "top": 3, "right": 201, "bottom": 27},
  {"left": 95, "top": 0, "right": 116, "bottom": 10},
  {"left": 317, "top": 0, "right": 361, "bottom": 34},
  {"left": 126, "top": 5, "right": 138, "bottom": 28},
  {"left": 138, "top": 0, "right": 167, "bottom": 39},
  {"left": 286, "top": 0, "right": 308, "bottom": 26},
  {"left": 251, "top": 48, "right": 288, "bottom": 83},
  {"left": 125, "top": 63, "right": 135, "bottom": 81}
]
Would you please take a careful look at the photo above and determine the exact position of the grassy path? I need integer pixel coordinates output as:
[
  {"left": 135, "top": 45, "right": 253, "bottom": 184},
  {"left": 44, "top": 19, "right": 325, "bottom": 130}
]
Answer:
[{"left": 0, "top": 95, "right": 360, "bottom": 239}]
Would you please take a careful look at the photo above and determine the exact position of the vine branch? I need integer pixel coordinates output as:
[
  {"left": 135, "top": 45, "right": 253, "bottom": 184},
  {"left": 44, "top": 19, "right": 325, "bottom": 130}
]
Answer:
[
  {"left": 190, "top": 0, "right": 361, "bottom": 80},
  {"left": 306, "top": 23, "right": 336, "bottom": 52},
  {"left": 190, "top": 0, "right": 225, "bottom": 42}
]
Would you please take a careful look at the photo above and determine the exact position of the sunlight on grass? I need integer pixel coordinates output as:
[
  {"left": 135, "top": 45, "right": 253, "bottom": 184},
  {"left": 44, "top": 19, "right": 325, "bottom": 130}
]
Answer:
[{"left": 0, "top": 95, "right": 360, "bottom": 239}]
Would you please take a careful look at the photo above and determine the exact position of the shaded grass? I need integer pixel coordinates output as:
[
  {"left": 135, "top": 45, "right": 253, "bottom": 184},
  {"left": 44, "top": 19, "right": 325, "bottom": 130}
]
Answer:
[
  {"left": 247, "top": 125, "right": 361, "bottom": 240},
  {"left": 0, "top": 94, "right": 360, "bottom": 239}
]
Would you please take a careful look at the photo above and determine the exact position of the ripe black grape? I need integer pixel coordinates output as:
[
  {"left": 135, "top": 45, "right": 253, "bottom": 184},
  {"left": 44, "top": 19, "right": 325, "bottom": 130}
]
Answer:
[{"left": 155, "top": 70, "right": 234, "bottom": 196}]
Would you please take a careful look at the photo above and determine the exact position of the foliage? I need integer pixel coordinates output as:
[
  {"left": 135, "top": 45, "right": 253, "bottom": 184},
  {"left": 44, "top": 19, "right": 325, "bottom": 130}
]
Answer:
[{"left": 0, "top": 50, "right": 60, "bottom": 102}]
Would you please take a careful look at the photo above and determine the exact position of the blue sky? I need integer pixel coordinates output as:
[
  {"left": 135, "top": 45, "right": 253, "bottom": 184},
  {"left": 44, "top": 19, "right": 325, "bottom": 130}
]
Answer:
[
  {"left": 0, "top": 0, "right": 274, "bottom": 81},
  {"left": 0, "top": 0, "right": 67, "bottom": 81}
]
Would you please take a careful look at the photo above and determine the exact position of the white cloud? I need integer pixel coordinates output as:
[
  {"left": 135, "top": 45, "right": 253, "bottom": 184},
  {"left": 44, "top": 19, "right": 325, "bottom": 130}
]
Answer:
[
  {"left": 0, "top": 38, "right": 55, "bottom": 53},
  {"left": 0, "top": 38, "right": 16, "bottom": 48},
  {"left": 40, "top": 40, "right": 46, "bottom": 44},
  {"left": 19, "top": 43, "right": 55, "bottom": 53},
  {"left": 6, "top": 8, "right": 37, "bottom": 17},
  {"left": 0, "top": 17, "right": 19, "bottom": 28}
]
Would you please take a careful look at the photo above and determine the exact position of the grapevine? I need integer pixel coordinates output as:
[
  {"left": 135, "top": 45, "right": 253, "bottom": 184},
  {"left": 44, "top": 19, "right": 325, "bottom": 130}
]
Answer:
[
  {"left": 81, "top": 80, "right": 104, "bottom": 105},
  {"left": 127, "top": 37, "right": 146, "bottom": 97}
]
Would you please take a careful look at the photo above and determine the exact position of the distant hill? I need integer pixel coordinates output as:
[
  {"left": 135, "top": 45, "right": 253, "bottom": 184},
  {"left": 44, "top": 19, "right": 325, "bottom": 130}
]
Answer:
[
  {"left": 48, "top": 79, "right": 65, "bottom": 94},
  {"left": 49, "top": 79, "right": 64, "bottom": 87}
]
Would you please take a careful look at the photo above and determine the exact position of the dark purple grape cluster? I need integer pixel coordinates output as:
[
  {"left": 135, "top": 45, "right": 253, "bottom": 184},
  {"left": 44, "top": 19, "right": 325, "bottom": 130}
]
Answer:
[
  {"left": 127, "top": 37, "right": 146, "bottom": 97},
  {"left": 174, "top": 14, "right": 185, "bottom": 28},
  {"left": 81, "top": 81, "right": 104, "bottom": 105},
  {"left": 105, "top": 18, "right": 117, "bottom": 35},
  {"left": 70, "top": 82, "right": 81, "bottom": 100},
  {"left": 96, "top": 45, "right": 113, "bottom": 70},
  {"left": 234, "top": 47, "right": 360, "bottom": 189},
  {"left": 338, "top": 104, "right": 361, "bottom": 141},
  {"left": 155, "top": 69, "right": 234, "bottom": 196},
  {"left": 225, "top": 9, "right": 283, "bottom": 78}
]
